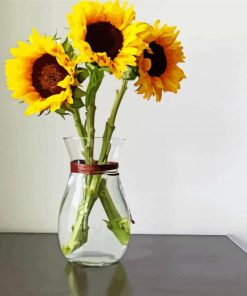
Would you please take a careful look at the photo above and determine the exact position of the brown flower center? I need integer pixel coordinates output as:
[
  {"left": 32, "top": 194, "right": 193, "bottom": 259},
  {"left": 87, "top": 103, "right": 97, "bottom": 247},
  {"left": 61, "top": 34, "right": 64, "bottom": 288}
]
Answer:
[
  {"left": 85, "top": 22, "right": 123, "bottom": 59},
  {"left": 32, "top": 54, "right": 68, "bottom": 98},
  {"left": 144, "top": 42, "right": 167, "bottom": 77}
]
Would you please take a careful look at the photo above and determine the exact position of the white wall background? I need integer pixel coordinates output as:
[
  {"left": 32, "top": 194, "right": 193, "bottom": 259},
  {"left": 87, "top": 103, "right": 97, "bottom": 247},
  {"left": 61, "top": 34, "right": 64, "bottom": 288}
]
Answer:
[{"left": 1, "top": 0, "right": 247, "bottom": 252}]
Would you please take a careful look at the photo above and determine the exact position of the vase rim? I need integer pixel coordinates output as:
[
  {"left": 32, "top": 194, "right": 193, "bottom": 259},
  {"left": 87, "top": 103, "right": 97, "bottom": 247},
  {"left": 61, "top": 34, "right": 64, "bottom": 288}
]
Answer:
[{"left": 63, "top": 136, "right": 126, "bottom": 141}]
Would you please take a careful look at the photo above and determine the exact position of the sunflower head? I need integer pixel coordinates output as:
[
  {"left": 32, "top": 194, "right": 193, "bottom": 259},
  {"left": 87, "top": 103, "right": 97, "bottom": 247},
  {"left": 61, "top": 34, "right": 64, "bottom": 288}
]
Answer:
[
  {"left": 135, "top": 21, "right": 186, "bottom": 102},
  {"left": 67, "top": 0, "right": 148, "bottom": 79},
  {"left": 5, "top": 29, "right": 76, "bottom": 115}
]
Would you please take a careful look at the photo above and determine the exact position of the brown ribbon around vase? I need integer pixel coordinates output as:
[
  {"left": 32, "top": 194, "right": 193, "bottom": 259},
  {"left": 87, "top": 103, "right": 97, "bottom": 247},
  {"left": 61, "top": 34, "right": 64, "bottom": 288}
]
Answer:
[{"left": 70, "top": 160, "right": 119, "bottom": 175}]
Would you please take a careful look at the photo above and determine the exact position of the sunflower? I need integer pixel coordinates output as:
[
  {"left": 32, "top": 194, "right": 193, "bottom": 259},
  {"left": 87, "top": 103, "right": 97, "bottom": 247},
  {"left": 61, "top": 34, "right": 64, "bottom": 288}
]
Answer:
[
  {"left": 5, "top": 29, "right": 76, "bottom": 115},
  {"left": 135, "top": 21, "right": 186, "bottom": 102},
  {"left": 67, "top": 0, "right": 148, "bottom": 79}
]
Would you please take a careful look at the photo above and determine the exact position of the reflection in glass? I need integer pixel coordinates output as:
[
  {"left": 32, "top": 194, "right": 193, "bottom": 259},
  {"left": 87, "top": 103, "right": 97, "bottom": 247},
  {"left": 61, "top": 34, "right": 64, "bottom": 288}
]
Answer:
[{"left": 65, "top": 262, "right": 132, "bottom": 296}]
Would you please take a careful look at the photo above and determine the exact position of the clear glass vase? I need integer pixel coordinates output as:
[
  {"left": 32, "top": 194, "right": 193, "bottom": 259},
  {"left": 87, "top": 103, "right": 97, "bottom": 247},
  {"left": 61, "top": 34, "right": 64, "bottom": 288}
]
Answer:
[{"left": 58, "top": 137, "right": 131, "bottom": 267}]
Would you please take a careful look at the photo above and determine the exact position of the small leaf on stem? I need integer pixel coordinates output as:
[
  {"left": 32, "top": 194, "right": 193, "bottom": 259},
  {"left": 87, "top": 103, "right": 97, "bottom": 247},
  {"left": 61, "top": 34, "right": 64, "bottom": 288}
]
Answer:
[
  {"left": 77, "top": 69, "right": 89, "bottom": 83},
  {"left": 71, "top": 87, "right": 85, "bottom": 109},
  {"left": 123, "top": 66, "right": 138, "bottom": 80},
  {"left": 62, "top": 37, "right": 75, "bottom": 59}
]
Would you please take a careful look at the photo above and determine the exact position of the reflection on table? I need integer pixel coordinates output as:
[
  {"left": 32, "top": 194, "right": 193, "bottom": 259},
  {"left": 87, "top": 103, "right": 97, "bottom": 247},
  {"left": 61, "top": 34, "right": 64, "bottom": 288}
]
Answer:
[{"left": 65, "top": 262, "right": 132, "bottom": 296}]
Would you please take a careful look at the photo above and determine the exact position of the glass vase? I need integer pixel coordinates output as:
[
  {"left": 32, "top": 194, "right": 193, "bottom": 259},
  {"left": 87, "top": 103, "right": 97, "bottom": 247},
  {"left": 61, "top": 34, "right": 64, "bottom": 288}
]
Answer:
[{"left": 58, "top": 137, "right": 131, "bottom": 266}]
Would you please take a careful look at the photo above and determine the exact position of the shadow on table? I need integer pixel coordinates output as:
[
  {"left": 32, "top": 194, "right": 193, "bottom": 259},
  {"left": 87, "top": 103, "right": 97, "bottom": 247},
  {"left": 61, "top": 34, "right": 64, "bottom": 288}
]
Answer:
[{"left": 65, "top": 262, "right": 133, "bottom": 296}]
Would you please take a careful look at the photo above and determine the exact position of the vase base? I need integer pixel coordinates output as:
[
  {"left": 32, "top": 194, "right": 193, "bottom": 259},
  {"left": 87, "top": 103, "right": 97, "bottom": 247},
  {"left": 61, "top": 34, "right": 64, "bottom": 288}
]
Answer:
[{"left": 66, "top": 251, "right": 120, "bottom": 267}]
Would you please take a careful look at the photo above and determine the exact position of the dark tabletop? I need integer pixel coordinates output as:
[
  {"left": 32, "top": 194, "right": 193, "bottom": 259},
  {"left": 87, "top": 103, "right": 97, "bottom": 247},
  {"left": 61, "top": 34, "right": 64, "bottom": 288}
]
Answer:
[{"left": 0, "top": 234, "right": 247, "bottom": 296}]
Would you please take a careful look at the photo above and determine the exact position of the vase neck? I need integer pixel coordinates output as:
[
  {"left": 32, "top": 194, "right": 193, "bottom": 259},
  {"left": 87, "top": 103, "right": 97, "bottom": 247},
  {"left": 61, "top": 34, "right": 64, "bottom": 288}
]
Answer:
[{"left": 63, "top": 137, "right": 124, "bottom": 163}]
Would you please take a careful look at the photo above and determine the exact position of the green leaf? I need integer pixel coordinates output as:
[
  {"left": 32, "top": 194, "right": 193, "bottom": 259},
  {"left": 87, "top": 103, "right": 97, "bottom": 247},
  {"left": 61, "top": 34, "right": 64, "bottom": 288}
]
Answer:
[
  {"left": 62, "top": 37, "right": 73, "bottom": 53},
  {"left": 62, "top": 37, "right": 74, "bottom": 59},
  {"left": 71, "top": 99, "right": 84, "bottom": 109},
  {"left": 37, "top": 109, "right": 51, "bottom": 116},
  {"left": 55, "top": 108, "right": 65, "bottom": 114},
  {"left": 99, "top": 66, "right": 112, "bottom": 74},
  {"left": 52, "top": 31, "right": 57, "bottom": 40},
  {"left": 85, "top": 67, "right": 104, "bottom": 107},
  {"left": 38, "top": 110, "right": 46, "bottom": 117},
  {"left": 85, "top": 62, "right": 100, "bottom": 74},
  {"left": 55, "top": 107, "right": 71, "bottom": 119},
  {"left": 69, "top": 52, "right": 78, "bottom": 61},
  {"left": 71, "top": 87, "right": 85, "bottom": 109},
  {"left": 52, "top": 31, "right": 61, "bottom": 41},
  {"left": 73, "top": 86, "right": 86, "bottom": 99},
  {"left": 123, "top": 66, "right": 138, "bottom": 80},
  {"left": 85, "top": 62, "right": 96, "bottom": 71},
  {"left": 77, "top": 69, "right": 89, "bottom": 83}
]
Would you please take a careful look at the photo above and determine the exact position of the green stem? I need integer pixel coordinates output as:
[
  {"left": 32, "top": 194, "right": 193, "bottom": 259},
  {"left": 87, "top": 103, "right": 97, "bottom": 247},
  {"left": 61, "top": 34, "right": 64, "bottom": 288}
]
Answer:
[
  {"left": 63, "top": 77, "right": 130, "bottom": 255},
  {"left": 98, "top": 179, "right": 121, "bottom": 221},
  {"left": 98, "top": 179, "right": 130, "bottom": 245},
  {"left": 62, "top": 69, "right": 104, "bottom": 255},
  {"left": 85, "top": 103, "right": 96, "bottom": 164},
  {"left": 98, "top": 79, "right": 128, "bottom": 164},
  {"left": 85, "top": 68, "right": 104, "bottom": 164},
  {"left": 62, "top": 177, "right": 99, "bottom": 255},
  {"left": 96, "top": 78, "right": 130, "bottom": 245},
  {"left": 72, "top": 108, "right": 87, "bottom": 149}
]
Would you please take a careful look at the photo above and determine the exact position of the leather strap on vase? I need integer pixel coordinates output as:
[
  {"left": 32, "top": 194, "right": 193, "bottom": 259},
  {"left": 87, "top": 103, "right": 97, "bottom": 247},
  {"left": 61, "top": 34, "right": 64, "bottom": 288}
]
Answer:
[{"left": 70, "top": 160, "right": 119, "bottom": 175}]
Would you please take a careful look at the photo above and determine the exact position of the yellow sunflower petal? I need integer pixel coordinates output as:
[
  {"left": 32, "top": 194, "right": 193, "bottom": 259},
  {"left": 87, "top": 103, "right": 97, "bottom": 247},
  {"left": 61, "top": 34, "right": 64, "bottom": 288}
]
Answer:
[
  {"left": 136, "top": 21, "right": 186, "bottom": 101},
  {"left": 5, "top": 28, "right": 76, "bottom": 115},
  {"left": 57, "top": 75, "right": 74, "bottom": 88},
  {"left": 67, "top": 0, "right": 149, "bottom": 79}
]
